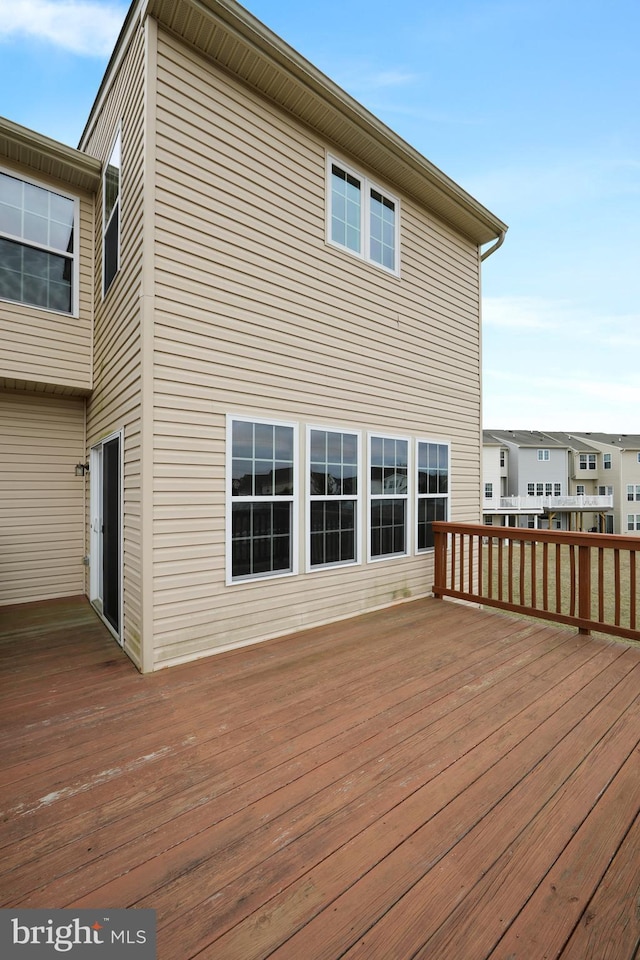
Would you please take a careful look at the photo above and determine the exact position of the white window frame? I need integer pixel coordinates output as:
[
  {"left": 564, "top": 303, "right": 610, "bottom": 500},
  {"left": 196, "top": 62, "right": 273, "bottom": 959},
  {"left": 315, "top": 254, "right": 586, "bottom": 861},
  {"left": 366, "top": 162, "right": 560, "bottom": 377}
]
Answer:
[
  {"left": 226, "top": 414, "right": 298, "bottom": 585},
  {"left": 537, "top": 449, "right": 550, "bottom": 461},
  {"left": 0, "top": 165, "right": 79, "bottom": 316},
  {"left": 484, "top": 482, "right": 493, "bottom": 498},
  {"left": 627, "top": 514, "right": 640, "bottom": 531},
  {"left": 367, "top": 432, "right": 411, "bottom": 561},
  {"left": 627, "top": 484, "right": 640, "bottom": 502},
  {"left": 576, "top": 484, "right": 585, "bottom": 495},
  {"left": 579, "top": 453, "right": 597, "bottom": 470},
  {"left": 306, "top": 424, "right": 362, "bottom": 572},
  {"left": 604, "top": 453, "right": 612, "bottom": 469},
  {"left": 103, "top": 127, "right": 121, "bottom": 297},
  {"left": 326, "top": 154, "right": 400, "bottom": 276},
  {"left": 416, "top": 438, "right": 450, "bottom": 553}
]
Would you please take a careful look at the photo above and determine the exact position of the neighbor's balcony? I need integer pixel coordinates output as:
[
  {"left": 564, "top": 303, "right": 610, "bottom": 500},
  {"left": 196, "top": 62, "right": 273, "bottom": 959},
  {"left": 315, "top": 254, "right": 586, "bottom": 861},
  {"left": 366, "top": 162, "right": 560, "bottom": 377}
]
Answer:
[
  {"left": 483, "top": 494, "right": 613, "bottom": 514},
  {"left": 433, "top": 521, "right": 640, "bottom": 642}
]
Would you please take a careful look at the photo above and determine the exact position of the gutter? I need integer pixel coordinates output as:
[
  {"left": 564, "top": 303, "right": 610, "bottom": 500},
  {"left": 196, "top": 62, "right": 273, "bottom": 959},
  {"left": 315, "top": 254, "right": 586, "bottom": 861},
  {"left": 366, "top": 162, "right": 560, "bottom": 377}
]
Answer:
[{"left": 480, "top": 231, "right": 506, "bottom": 262}]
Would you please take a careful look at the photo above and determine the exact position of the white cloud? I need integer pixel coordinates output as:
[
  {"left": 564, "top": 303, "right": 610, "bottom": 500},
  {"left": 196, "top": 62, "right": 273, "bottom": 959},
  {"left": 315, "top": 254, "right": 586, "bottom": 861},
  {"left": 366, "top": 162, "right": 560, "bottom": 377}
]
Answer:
[
  {"left": 0, "top": 0, "right": 126, "bottom": 57},
  {"left": 482, "top": 296, "right": 568, "bottom": 330}
]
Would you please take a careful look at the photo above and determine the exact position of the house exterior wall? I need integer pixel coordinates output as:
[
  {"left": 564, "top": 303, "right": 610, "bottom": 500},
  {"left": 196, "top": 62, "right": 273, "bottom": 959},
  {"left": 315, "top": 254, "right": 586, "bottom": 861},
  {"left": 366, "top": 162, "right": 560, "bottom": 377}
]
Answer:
[
  {"left": 149, "top": 30, "right": 483, "bottom": 666},
  {"left": 482, "top": 446, "right": 501, "bottom": 502},
  {"left": 0, "top": 162, "right": 94, "bottom": 392},
  {"left": 0, "top": 390, "right": 85, "bottom": 604},
  {"left": 82, "top": 19, "right": 147, "bottom": 666}
]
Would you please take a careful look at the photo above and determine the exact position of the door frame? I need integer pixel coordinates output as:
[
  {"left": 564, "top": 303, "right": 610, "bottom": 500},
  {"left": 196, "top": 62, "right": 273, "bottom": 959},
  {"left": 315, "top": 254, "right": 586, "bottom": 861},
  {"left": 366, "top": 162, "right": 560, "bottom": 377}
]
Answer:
[{"left": 89, "top": 428, "right": 124, "bottom": 645}]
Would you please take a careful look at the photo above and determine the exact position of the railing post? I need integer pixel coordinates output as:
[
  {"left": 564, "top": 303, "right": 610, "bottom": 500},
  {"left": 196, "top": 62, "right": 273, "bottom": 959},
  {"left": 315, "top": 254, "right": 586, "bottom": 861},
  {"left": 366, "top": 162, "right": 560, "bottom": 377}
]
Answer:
[
  {"left": 578, "top": 544, "right": 591, "bottom": 635},
  {"left": 433, "top": 526, "right": 445, "bottom": 598}
]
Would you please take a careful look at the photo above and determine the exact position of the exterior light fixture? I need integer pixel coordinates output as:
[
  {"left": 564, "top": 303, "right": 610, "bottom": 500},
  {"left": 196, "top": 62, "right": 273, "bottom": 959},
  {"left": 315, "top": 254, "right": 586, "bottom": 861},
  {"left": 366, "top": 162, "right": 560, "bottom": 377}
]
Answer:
[{"left": 75, "top": 462, "right": 90, "bottom": 476}]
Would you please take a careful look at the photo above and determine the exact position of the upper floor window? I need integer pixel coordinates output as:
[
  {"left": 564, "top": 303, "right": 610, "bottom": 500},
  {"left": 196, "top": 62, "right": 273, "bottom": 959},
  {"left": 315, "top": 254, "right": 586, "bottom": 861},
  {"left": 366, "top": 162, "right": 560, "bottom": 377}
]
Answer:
[
  {"left": 0, "top": 170, "right": 76, "bottom": 314},
  {"left": 417, "top": 441, "right": 449, "bottom": 550},
  {"left": 103, "top": 131, "right": 121, "bottom": 296},
  {"left": 576, "top": 484, "right": 585, "bottom": 495},
  {"left": 308, "top": 427, "right": 360, "bottom": 569},
  {"left": 579, "top": 453, "right": 596, "bottom": 470},
  {"left": 484, "top": 482, "right": 493, "bottom": 499},
  {"left": 228, "top": 417, "right": 296, "bottom": 582},
  {"left": 500, "top": 450, "right": 506, "bottom": 468},
  {"left": 328, "top": 157, "right": 399, "bottom": 274},
  {"left": 369, "top": 435, "right": 408, "bottom": 558},
  {"left": 603, "top": 453, "right": 612, "bottom": 469},
  {"left": 537, "top": 449, "right": 550, "bottom": 461},
  {"left": 627, "top": 514, "right": 640, "bottom": 531},
  {"left": 627, "top": 485, "right": 640, "bottom": 502}
]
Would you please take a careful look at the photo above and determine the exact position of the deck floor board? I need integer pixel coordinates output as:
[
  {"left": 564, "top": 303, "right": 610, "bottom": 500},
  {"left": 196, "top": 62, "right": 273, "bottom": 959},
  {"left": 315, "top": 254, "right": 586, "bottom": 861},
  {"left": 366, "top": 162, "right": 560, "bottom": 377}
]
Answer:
[{"left": 0, "top": 595, "right": 638, "bottom": 960}]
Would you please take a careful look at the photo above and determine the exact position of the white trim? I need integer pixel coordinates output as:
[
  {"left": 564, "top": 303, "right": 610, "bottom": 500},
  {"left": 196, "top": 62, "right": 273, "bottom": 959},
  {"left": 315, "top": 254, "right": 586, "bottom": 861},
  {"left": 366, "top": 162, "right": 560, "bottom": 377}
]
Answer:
[
  {"left": 305, "top": 423, "right": 362, "bottom": 573},
  {"left": 415, "top": 437, "right": 451, "bottom": 554},
  {"left": 226, "top": 414, "right": 298, "bottom": 585},
  {"left": 89, "top": 427, "right": 124, "bottom": 646},
  {"left": 0, "top": 164, "right": 80, "bottom": 317},
  {"left": 367, "top": 431, "right": 411, "bottom": 562},
  {"left": 326, "top": 153, "right": 401, "bottom": 277}
]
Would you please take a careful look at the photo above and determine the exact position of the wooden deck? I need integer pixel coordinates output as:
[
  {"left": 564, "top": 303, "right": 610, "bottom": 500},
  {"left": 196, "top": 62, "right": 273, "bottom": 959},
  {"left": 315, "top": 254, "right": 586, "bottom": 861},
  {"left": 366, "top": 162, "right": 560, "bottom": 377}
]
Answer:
[{"left": 0, "top": 596, "right": 639, "bottom": 960}]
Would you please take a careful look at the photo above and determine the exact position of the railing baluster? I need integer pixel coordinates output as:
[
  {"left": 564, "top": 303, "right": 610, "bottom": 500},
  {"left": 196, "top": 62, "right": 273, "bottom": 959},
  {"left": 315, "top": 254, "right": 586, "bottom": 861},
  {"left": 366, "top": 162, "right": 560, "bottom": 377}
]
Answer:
[
  {"left": 569, "top": 545, "right": 576, "bottom": 617},
  {"left": 598, "top": 548, "right": 605, "bottom": 623},
  {"left": 578, "top": 544, "right": 591, "bottom": 635},
  {"left": 508, "top": 539, "right": 514, "bottom": 604},
  {"left": 555, "top": 543, "right": 562, "bottom": 614},
  {"left": 519, "top": 541, "right": 525, "bottom": 605},
  {"left": 450, "top": 534, "right": 457, "bottom": 592},
  {"left": 498, "top": 537, "right": 504, "bottom": 601},
  {"left": 478, "top": 534, "right": 483, "bottom": 596},
  {"left": 459, "top": 534, "right": 465, "bottom": 594},
  {"left": 614, "top": 549, "right": 621, "bottom": 625},
  {"left": 531, "top": 542, "right": 537, "bottom": 609},
  {"left": 487, "top": 537, "right": 493, "bottom": 597},
  {"left": 542, "top": 542, "right": 548, "bottom": 610},
  {"left": 630, "top": 551, "right": 637, "bottom": 630},
  {"left": 468, "top": 534, "right": 474, "bottom": 596}
]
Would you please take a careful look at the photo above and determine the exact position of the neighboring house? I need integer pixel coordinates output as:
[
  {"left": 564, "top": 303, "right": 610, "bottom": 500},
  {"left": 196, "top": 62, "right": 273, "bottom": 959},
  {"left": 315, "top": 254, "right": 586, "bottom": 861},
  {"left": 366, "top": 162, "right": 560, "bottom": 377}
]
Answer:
[
  {"left": 0, "top": 0, "right": 506, "bottom": 671},
  {"left": 481, "top": 430, "right": 640, "bottom": 534}
]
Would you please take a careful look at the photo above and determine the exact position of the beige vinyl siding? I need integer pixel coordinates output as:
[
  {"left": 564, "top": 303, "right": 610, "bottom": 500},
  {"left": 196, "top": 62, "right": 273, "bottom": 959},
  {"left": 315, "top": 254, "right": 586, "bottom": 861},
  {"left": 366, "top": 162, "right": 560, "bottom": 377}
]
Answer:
[
  {"left": 83, "top": 21, "right": 146, "bottom": 667},
  {"left": 0, "top": 390, "right": 85, "bottom": 604},
  {"left": 0, "top": 165, "right": 94, "bottom": 391},
  {"left": 151, "top": 30, "right": 481, "bottom": 666}
]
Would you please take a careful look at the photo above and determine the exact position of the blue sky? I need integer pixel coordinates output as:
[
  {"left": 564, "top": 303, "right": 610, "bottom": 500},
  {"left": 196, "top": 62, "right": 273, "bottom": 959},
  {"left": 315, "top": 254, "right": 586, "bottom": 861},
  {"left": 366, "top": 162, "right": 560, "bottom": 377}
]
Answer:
[{"left": 1, "top": 0, "right": 638, "bottom": 431}]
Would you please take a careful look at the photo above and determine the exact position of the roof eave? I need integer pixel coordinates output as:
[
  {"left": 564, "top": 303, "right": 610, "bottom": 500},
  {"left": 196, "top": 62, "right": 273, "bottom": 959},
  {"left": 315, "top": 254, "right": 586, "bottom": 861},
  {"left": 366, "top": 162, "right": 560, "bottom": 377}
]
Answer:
[{"left": 0, "top": 115, "right": 101, "bottom": 193}]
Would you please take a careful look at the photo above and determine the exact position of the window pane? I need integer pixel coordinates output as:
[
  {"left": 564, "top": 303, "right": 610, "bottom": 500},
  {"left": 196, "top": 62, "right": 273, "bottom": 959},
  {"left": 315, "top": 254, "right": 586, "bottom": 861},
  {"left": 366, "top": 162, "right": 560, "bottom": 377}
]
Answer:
[
  {"left": 417, "top": 497, "right": 447, "bottom": 550},
  {"left": 104, "top": 209, "right": 119, "bottom": 293},
  {"left": 331, "top": 164, "right": 361, "bottom": 253},
  {"left": 370, "top": 188, "right": 395, "bottom": 269},
  {"left": 231, "top": 502, "right": 291, "bottom": 578},
  {"left": 232, "top": 420, "right": 253, "bottom": 458},
  {"left": 371, "top": 498, "right": 405, "bottom": 557}
]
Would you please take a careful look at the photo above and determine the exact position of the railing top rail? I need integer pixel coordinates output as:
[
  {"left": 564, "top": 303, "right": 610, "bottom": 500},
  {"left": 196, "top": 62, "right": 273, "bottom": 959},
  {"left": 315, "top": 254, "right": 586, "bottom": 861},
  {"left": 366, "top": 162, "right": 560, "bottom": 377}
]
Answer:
[{"left": 432, "top": 521, "right": 640, "bottom": 551}]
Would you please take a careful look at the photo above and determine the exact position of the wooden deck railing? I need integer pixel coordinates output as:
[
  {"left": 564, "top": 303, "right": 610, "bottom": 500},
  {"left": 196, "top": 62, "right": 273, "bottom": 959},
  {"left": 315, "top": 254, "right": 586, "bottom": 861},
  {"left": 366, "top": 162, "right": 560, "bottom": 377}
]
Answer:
[{"left": 432, "top": 522, "right": 640, "bottom": 642}]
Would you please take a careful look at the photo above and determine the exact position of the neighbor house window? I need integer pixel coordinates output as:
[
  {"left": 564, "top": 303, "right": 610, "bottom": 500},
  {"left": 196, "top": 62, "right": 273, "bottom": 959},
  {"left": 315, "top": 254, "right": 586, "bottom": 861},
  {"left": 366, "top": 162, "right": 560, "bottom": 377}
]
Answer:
[
  {"left": 537, "top": 449, "right": 550, "bottom": 461},
  {"left": 328, "top": 157, "right": 399, "bottom": 273},
  {"left": 369, "top": 435, "right": 408, "bottom": 558},
  {"left": 0, "top": 170, "right": 76, "bottom": 314},
  {"left": 417, "top": 441, "right": 449, "bottom": 550},
  {"left": 103, "top": 130, "right": 121, "bottom": 295},
  {"left": 637, "top": 453, "right": 640, "bottom": 464},
  {"left": 554, "top": 483, "right": 561, "bottom": 496},
  {"left": 576, "top": 484, "right": 585, "bottom": 495},
  {"left": 604, "top": 454, "right": 612, "bottom": 469},
  {"left": 627, "top": 514, "right": 640, "bottom": 531},
  {"left": 598, "top": 486, "right": 613, "bottom": 496},
  {"left": 484, "top": 482, "right": 493, "bottom": 499},
  {"left": 527, "top": 483, "right": 535, "bottom": 496},
  {"left": 579, "top": 454, "right": 596, "bottom": 470},
  {"left": 228, "top": 417, "right": 296, "bottom": 581},
  {"left": 627, "top": 485, "right": 640, "bottom": 502},
  {"left": 500, "top": 450, "right": 506, "bottom": 468},
  {"left": 308, "top": 427, "right": 360, "bottom": 568}
]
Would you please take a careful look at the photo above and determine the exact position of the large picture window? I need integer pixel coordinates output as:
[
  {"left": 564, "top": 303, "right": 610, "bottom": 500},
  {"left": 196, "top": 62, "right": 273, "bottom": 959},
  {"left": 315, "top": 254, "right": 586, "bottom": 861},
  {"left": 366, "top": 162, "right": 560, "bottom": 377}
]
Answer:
[
  {"left": 416, "top": 441, "right": 449, "bottom": 550},
  {"left": 228, "top": 418, "right": 296, "bottom": 581},
  {"left": 308, "top": 427, "right": 360, "bottom": 568},
  {"left": 328, "top": 157, "right": 399, "bottom": 274},
  {"left": 369, "top": 435, "right": 409, "bottom": 559},
  {"left": 0, "top": 170, "right": 76, "bottom": 314},
  {"left": 103, "top": 131, "right": 121, "bottom": 296}
]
